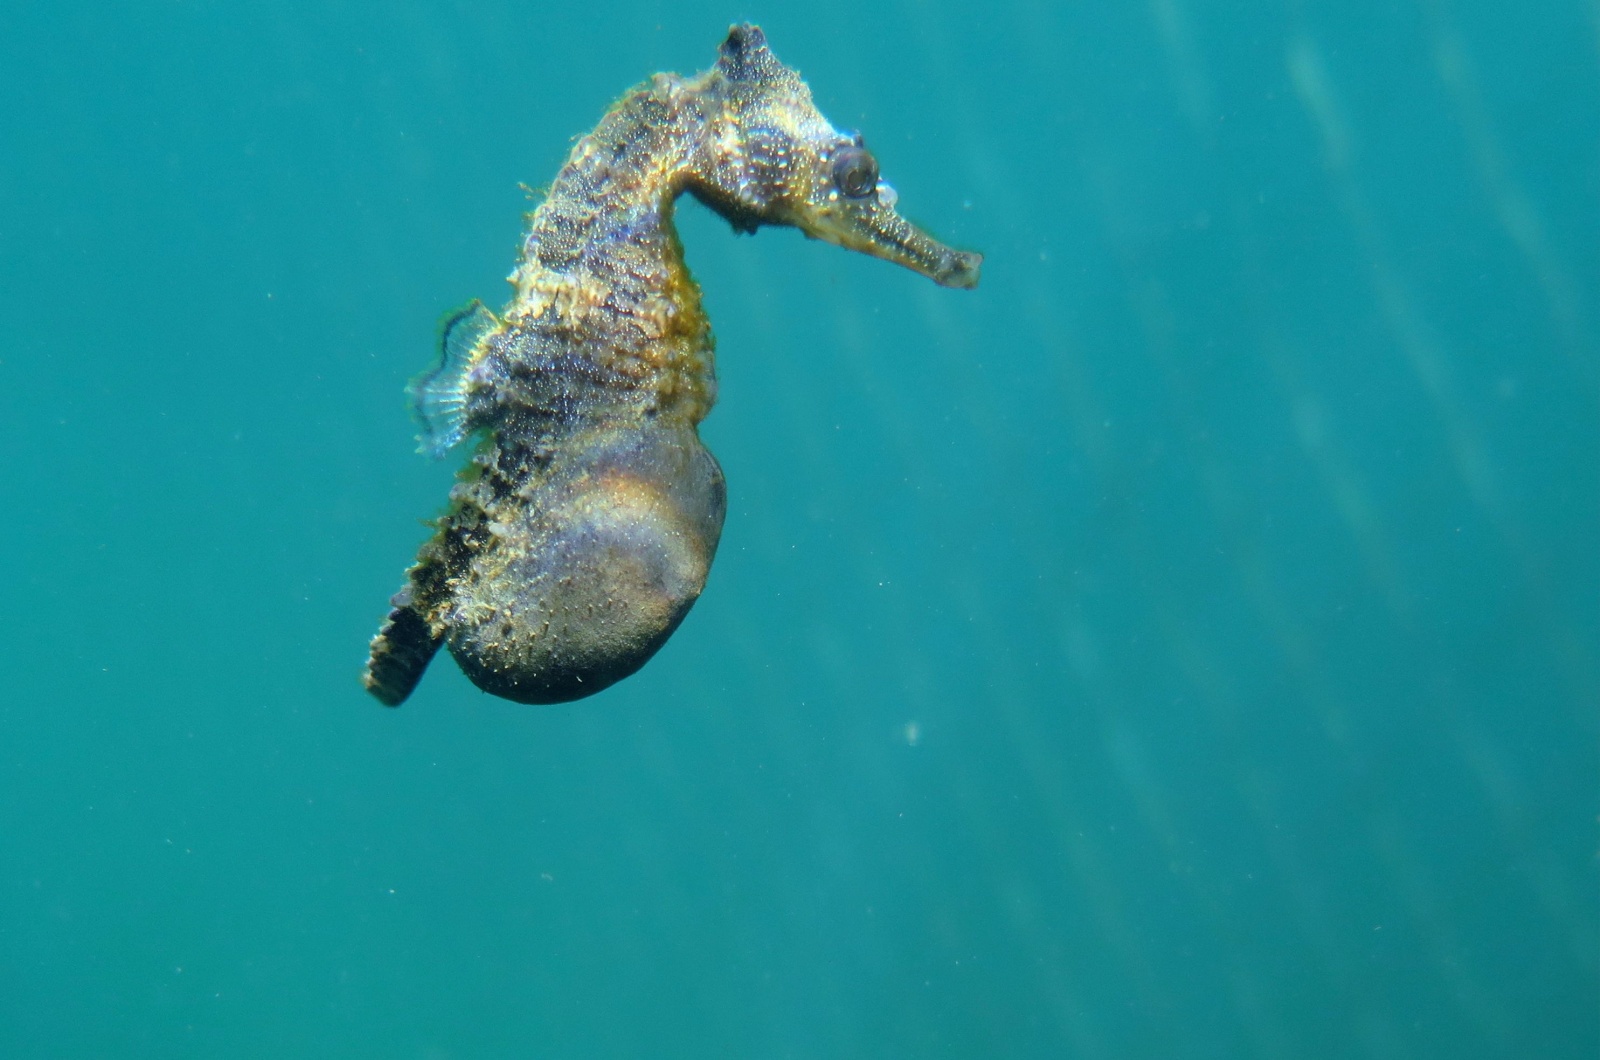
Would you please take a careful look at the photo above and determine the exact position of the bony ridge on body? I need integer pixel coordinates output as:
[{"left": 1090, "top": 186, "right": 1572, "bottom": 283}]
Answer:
[{"left": 363, "top": 23, "right": 980, "bottom": 706}]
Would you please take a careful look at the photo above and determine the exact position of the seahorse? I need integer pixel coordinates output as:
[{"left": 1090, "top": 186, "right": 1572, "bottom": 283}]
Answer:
[{"left": 363, "top": 23, "right": 981, "bottom": 706}]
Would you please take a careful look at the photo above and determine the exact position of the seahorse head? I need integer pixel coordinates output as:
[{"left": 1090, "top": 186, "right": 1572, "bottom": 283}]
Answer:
[{"left": 689, "top": 24, "right": 982, "bottom": 290}]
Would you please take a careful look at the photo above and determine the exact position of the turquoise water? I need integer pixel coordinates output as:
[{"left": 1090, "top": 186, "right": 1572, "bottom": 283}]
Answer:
[{"left": 3, "top": 2, "right": 1596, "bottom": 1056}]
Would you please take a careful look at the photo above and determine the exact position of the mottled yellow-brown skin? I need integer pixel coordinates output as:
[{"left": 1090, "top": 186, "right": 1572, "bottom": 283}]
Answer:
[{"left": 363, "top": 24, "right": 980, "bottom": 706}]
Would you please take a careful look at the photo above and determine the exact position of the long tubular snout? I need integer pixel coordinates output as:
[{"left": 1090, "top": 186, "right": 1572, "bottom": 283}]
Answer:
[{"left": 801, "top": 199, "right": 983, "bottom": 289}]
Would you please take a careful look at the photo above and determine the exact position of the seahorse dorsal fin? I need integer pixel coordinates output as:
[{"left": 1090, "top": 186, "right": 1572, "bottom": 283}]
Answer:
[{"left": 409, "top": 299, "right": 497, "bottom": 458}]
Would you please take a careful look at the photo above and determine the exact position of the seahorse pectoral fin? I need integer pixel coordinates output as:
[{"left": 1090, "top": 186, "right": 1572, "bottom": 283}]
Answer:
[
  {"left": 409, "top": 299, "right": 500, "bottom": 457},
  {"left": 797, "top": 197, "right": 982, "bottom": 289},
  {"left": 362, "top": 589, "right": 445, "bottom": 706}
]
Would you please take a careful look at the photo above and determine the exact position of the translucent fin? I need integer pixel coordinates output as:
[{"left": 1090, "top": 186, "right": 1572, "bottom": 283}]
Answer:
[{"left": 409, "top": 299, "right": 498, "bottom": 458}]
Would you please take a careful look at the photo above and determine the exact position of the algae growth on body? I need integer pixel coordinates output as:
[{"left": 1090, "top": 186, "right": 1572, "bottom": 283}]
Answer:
[{"left": 363, "top": 24, "right": 981, "bottom": 706}]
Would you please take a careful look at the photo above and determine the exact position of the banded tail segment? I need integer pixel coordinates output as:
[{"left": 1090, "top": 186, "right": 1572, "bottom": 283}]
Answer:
[
  {"left": 409, "top": 300, "right": 499, "bottom": 458},
  {"left": 362, "top": 588, "right": 445, "bottom": 706}
]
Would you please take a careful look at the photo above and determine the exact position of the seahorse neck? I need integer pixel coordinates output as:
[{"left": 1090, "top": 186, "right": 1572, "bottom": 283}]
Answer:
[{"left": 506, "top": 75, "right": 711, "bottom": 336}]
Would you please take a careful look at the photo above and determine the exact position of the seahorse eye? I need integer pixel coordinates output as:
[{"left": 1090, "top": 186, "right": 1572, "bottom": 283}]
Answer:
[{"left": 831, "top": 145, "right": 879, "bottom": 199}]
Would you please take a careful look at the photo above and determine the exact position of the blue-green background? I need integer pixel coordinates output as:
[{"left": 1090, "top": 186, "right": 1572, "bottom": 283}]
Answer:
[{"left": 3, "top": 1, "right": 1596, "bottom": 1056}]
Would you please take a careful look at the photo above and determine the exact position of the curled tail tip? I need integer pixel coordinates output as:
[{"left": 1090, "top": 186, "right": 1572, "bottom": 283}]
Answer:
[
  {"left": 361, "top": 666, "right": 409, "bottom": 707},
  {"left": 363, "top": 598, "right": 444, "bottom": 707}
]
